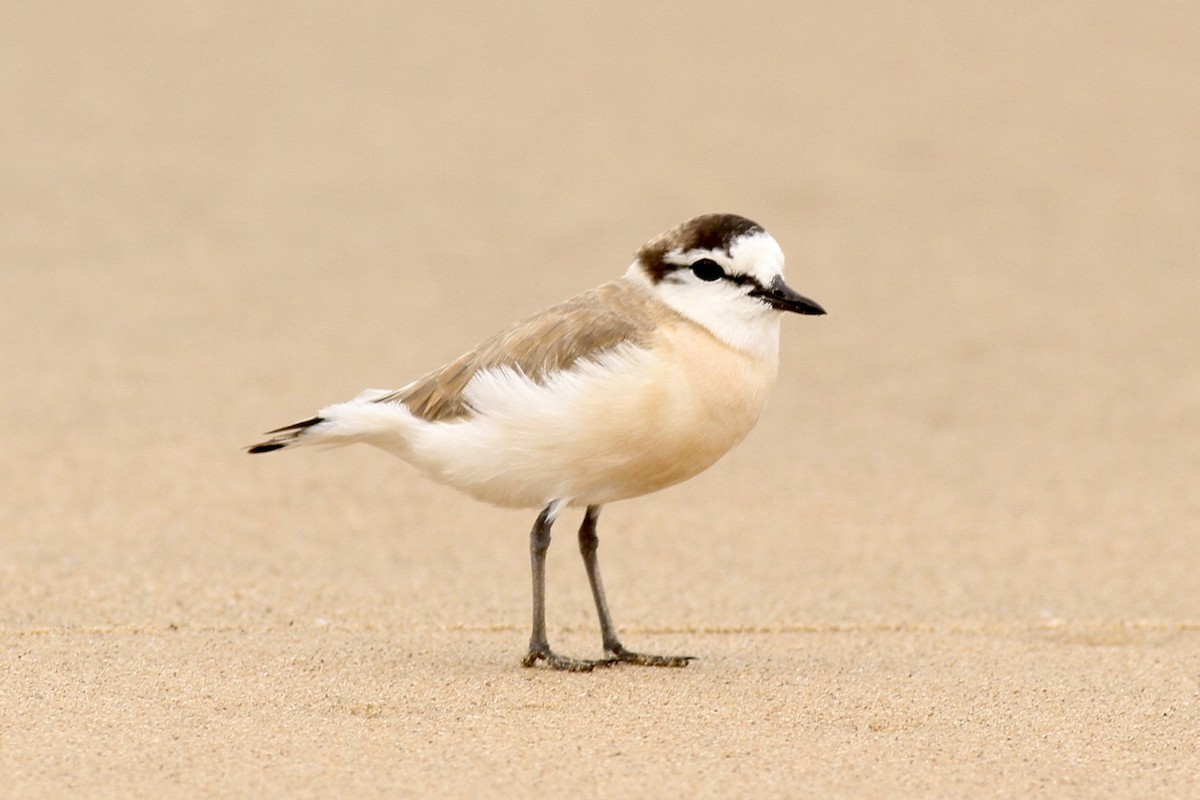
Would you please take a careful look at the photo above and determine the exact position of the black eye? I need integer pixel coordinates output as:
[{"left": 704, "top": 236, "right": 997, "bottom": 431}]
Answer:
[{"left": 690, "top": 258, "right": 724, "bottom": 282}]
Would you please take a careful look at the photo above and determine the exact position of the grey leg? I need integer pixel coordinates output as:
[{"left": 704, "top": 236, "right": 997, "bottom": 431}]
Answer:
[
  {"left": 521, "top": 500, "right": 612, "bottom": 672},
  {"left": 578, "top": 505, "right": 694, "bottom": 667}
]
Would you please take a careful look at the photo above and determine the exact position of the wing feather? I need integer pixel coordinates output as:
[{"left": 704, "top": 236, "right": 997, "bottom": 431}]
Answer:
[{"left": 381, "top": 280, "right": 675, "bottom": 422}]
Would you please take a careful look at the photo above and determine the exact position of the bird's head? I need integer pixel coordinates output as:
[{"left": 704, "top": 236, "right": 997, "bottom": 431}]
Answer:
[{"left": 628, "top": 213, "right": 825, "bottom": 355}]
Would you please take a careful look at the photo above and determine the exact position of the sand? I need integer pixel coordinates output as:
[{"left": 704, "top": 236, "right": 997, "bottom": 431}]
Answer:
[{"left": 2, "top": 2, "right": 1198, "bottom": 797}]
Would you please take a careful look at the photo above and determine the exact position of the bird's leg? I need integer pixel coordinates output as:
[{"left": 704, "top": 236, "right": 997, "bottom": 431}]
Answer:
[
  {"left": 522, "top": 500, "right": 612, "bottom": 672},
  {"left": 578, "top": 505, "right": 694, "bottom": 667}
]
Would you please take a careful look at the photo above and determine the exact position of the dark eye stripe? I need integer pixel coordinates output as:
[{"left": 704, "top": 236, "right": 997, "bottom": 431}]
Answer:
[
  {"left": 661, "top": 258, "right": 766, "bottom": 292},
  {"left": 687, "top": 259, "right": 765, "bottom": 288},
  {"left": 722, "top": 272, "right": 757, "bottom": 288}
]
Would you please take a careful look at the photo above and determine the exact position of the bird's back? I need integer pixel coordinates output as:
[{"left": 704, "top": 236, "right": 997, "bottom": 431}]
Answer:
[{"left": 380, "top": 280, "right": 667, "bottom": 422}]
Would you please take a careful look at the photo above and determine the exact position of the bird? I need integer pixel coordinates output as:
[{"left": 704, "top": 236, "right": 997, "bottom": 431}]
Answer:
[{"left": 249, "top": 213, "right": 825, "bottom": 671}]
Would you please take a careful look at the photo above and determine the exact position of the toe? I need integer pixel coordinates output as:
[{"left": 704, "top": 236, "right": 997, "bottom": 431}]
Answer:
[
  {"left": 608, "top": 645, "right": 695, "bottom": 667},
  {"left": 523, "top": 649, "right": 615, "bottom": 672}
]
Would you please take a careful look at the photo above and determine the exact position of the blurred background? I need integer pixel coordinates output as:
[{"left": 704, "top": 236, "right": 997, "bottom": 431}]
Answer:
[
  {"left": 4, "top": 0, "right": 1196, "bottom": 627},
  {"left": 2, "top": 2, "right": 1198, "bottom": 793}
]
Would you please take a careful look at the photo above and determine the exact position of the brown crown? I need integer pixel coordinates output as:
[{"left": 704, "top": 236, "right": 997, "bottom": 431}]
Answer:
[{"left": 636, "top": 213, "right": 764, "bottom": 282}]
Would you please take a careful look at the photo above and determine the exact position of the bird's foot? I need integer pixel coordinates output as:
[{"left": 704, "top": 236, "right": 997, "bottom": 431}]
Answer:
[
  {"left": 606, "top": 643, "right": 695, "bottom": 668},
  {"left": 522, "top": 646, "right": 616, "bottom": 672}
]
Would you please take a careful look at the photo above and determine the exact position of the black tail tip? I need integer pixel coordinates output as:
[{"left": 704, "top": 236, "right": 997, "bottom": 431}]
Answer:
[
  {"left": 249, "top": 415, "right": 324, "bottom": 453},
  {"left": 265, "top": 416, "right": 325, "bottom": 435}
]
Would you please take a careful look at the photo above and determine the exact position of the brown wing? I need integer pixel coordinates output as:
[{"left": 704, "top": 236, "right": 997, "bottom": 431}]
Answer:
[{"left": 380, "top": 279, "right": 676, "bottom": 422}]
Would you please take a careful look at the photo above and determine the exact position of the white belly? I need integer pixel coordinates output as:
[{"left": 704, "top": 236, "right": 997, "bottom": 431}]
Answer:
[{"left": 400, "top": 321, "right": 779, "bottom": 508}]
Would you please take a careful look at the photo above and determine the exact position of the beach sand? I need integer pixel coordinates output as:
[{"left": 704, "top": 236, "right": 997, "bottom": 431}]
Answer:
[{"left": 2, "top": 2, "right": 1198, "bottom": 796}]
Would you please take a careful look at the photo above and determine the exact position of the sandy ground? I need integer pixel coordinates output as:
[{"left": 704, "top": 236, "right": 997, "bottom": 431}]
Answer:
[{"left": 2, "top": 2, "right": 1199, "bottom": 797}]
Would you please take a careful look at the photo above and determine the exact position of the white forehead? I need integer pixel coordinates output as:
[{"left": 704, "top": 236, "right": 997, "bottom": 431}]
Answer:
[{"left": 728, "top": 230, "right": 786, "bottom": 284}]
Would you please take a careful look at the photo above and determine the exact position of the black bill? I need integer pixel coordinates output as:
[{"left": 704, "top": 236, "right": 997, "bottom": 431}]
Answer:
[{"left": 750, "top": 275, "right": 826, "bottom": 315}]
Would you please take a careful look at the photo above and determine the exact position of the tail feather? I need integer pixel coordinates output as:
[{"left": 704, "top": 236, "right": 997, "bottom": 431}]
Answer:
[
  {"left": 247, "top": 416, "right": 326, "bottom": 453},
  {"left": 247, "top": 393, "right": 414, "bottom": 456},
  {"left": 266, "top": 416, "right": 326, "bottom": 435}
]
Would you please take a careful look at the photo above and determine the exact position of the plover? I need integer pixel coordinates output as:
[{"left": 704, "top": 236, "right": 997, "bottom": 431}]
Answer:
[{"left": 250, "top": 213, "right": 825, "bottom": 671}]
